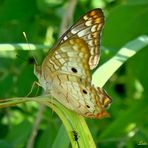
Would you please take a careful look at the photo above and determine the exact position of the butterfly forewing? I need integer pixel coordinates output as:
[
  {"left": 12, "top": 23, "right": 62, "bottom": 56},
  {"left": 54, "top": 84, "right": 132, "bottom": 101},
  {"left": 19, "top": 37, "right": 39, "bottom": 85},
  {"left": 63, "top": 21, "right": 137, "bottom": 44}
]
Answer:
[
  {"left": 42, "top": 38, "right": 91, "bottom": 82},
  {"left": 55, "top": 8, "right": 104, "bottom": 70}
]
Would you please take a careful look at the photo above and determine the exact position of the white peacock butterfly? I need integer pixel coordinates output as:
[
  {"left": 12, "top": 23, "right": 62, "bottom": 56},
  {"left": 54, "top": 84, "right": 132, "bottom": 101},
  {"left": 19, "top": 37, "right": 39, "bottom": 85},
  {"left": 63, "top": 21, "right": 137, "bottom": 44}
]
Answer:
[{"left": 34, "top": 8, "right": 112, "bottom": 119}]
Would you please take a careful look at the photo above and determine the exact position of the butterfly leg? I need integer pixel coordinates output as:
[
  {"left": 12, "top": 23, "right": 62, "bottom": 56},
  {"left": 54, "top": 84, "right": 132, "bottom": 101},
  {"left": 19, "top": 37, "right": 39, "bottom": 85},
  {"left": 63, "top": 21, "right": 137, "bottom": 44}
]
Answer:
[{"left": 26, "top": 81, "right": 41, "bottom": 97}]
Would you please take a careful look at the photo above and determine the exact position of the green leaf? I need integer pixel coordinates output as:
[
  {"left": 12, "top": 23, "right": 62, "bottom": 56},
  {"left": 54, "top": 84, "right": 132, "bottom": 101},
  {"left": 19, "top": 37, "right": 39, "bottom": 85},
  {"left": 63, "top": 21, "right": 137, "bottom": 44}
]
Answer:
[
  {"left": 6, "top": 120, "right": 32, "bottom": 147},
  {"left": 103, "top": 4, "right": 148, "bottom": 48},
  {"left": 52, "top": 124, "right": 70, "bottom": 148}
]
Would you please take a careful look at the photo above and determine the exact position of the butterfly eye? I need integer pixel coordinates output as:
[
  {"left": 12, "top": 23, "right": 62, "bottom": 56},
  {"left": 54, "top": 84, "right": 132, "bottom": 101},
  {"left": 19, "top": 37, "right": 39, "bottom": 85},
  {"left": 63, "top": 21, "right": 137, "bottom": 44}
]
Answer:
[{"left": 71, "top": 67, "right": 78, "bottom": 73}]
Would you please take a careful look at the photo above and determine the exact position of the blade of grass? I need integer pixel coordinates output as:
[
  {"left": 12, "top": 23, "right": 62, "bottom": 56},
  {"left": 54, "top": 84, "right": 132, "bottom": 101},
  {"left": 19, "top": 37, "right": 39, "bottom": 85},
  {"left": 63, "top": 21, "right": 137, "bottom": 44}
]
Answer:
[
  {"left": 51, "top": 124, "right": 70, "bottom": 148},
  {"left": 0, "top": 44, "right": 49, "bottom": 51}
]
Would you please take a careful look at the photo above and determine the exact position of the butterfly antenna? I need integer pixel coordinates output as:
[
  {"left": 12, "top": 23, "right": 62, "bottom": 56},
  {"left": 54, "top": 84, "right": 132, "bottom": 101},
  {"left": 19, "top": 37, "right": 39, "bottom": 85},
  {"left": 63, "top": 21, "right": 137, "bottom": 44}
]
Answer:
[
  {"left": 23, "top": 32, "right": 38, "bottom": 65},
  {"left": 23, "top": 32, "right": 40, "bottom": 96}
]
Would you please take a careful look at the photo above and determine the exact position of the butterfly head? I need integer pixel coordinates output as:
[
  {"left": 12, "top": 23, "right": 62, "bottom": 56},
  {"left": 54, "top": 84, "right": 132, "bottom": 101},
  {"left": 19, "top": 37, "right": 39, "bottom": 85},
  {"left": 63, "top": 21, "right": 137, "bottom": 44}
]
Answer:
[{"left": 34, "top": 64, "right": 47, "bottom": 91}]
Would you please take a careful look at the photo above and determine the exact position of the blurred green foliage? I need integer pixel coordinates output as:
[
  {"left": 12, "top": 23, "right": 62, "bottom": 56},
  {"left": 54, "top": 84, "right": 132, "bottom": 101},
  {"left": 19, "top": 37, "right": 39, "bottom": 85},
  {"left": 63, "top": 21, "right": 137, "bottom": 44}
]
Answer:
[{"left": 0, "top": 0, "right": 148, "bottom": 148}]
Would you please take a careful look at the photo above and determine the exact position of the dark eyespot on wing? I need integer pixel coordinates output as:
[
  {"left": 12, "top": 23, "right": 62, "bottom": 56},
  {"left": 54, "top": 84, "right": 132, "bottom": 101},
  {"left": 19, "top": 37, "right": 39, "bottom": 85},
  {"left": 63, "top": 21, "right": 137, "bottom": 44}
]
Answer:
[
  {"left": 86, "top": 105, "right": 90, "bottom": 108},
  {"left": 82, "top": 89, "right": 87, "bottom": 94},
  {"left": 71, "top": 67, "right": 78, "bottom": 73}
]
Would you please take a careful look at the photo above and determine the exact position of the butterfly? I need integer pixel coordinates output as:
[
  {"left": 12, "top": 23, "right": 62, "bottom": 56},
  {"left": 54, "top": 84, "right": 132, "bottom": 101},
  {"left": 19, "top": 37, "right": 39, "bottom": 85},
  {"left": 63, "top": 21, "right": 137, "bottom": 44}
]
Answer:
[{"left": 34, "top": 8, "right": 112, "bottom": 118}]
